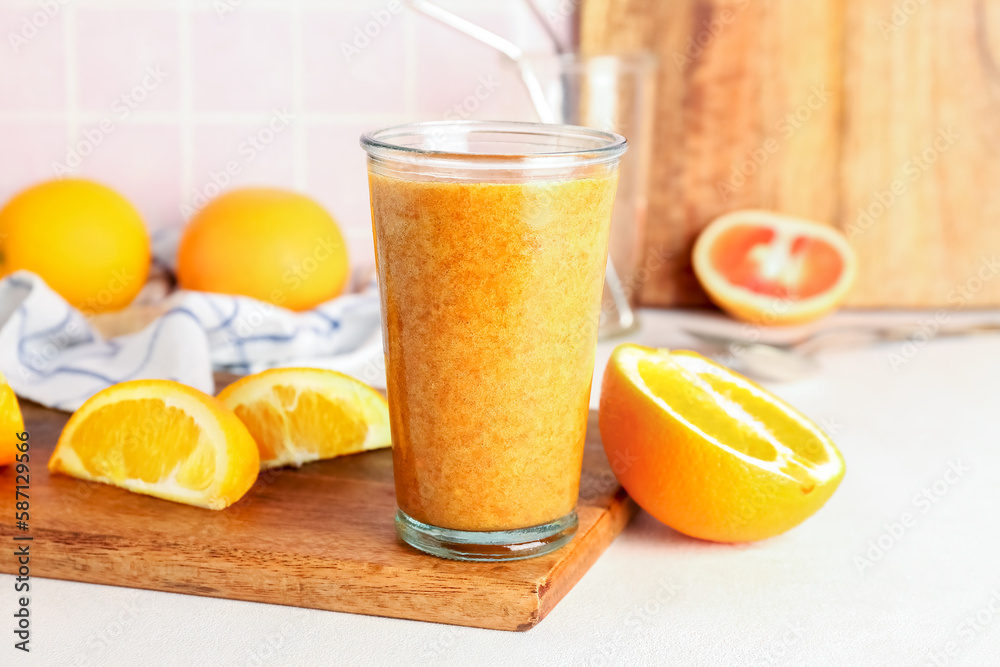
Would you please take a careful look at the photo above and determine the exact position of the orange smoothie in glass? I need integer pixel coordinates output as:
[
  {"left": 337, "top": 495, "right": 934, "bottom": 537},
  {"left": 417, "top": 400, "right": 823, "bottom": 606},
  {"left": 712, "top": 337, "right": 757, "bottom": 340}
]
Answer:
[{"left": 362, "top": 121, "right": 626, "bottom": 560}]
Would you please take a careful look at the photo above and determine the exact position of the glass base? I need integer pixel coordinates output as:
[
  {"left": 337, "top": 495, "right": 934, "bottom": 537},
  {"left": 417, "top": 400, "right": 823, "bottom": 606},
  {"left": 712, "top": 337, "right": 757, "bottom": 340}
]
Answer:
[{"left": 395, "top": 509, "right": 578, "bottom": 562}]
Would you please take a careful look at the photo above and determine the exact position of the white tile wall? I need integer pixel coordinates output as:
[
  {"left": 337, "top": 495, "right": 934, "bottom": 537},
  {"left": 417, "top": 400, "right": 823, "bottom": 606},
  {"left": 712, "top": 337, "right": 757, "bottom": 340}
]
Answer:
[{"left": 0, "top": 0, "right": 576, "bottom": 266}]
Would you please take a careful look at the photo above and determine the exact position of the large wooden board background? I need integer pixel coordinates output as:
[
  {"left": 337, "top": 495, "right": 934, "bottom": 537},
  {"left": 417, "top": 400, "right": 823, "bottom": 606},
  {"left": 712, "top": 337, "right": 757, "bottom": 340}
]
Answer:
[
  {"left": 0, "top": 399, "right": 636, "bottom": 632},
  {"left": 581, "top": 0, "right": 1000, "bottom": 307}
]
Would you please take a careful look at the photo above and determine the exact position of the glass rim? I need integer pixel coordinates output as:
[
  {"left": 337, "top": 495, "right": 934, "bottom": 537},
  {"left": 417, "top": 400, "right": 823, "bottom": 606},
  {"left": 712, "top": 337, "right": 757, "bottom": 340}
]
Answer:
[{"left": 359, "top": 120, "right": 627, "bottom": 166}]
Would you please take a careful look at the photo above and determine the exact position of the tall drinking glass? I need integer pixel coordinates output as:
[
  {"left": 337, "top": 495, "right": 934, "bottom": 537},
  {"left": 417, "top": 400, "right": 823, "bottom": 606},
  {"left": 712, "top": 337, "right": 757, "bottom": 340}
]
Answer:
[
  {"left": 361, "top": 121, "right": 626, "bottom": 561},
  {"left": 526, "top": 53, "right": 657, "bottom": 337}
]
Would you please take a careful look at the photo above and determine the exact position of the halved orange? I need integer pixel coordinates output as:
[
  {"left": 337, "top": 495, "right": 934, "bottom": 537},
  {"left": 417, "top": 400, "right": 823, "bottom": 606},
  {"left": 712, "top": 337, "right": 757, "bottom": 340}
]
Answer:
[
  {"left": 217, "top": 368, "right": 391, "bottom": 469},
  {"left": 1, "top": 371, "right": 25, "bottom": 467},
  {"left": 48, "top": 380, "right": 260, "bottom": 509},
  {"left": 693, "top": 210, "right": 857, "bottom": 325},
  {"left": 599, "top": 344, "right": 845, "bottom": 543}
]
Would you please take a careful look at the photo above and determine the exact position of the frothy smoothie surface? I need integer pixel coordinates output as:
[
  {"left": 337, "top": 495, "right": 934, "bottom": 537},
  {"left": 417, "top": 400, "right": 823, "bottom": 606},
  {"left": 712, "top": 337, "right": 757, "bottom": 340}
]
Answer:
[{"left": 369, "top": 171, "right": 619, "bottom": 532}]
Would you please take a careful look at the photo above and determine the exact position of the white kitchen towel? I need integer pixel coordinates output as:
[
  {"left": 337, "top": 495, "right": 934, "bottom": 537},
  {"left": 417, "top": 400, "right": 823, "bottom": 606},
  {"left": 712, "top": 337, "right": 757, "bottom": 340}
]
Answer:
[{"left": 0, "top": 270, "right": 384, "bottom": 412}]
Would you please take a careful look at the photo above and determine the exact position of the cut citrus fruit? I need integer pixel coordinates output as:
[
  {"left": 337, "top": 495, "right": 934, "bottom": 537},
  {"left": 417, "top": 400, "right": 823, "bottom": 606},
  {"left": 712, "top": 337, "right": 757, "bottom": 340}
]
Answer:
[
  {"left": 217, "top": 368, "right": 391, "bottom": 469},
  {"left": 48, "top": 380, "right": 259, "bottom": 509},
  {"left": 692, "top": 210, "right": 857, "bottom": 325},
  {"left": 1, "top": 371, "right": 25, "bottom": 467},
  {"left": 599, "top": 344, "right": 845, "bottom": 543}
]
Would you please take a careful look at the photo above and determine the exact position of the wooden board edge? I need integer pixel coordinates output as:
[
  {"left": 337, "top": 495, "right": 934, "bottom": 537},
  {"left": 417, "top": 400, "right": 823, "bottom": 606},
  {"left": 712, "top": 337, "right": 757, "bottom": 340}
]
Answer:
[
  {"left": 0, "top": 527, "right": 543, "bottom": 632},
  {"left": 0, "top": 493, "right": 638, "bottom": 632},
  {"left": 527, "top": 489, "right": 639, "bottom": 631}
]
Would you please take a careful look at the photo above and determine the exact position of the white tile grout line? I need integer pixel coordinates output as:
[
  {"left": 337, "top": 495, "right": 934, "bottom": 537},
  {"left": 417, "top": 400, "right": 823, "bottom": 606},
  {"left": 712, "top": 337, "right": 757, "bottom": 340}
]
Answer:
[
  {"left": 3, "top": 0, "right": 507, "bottom": 9},
  {"left": 0, "top": 111, "right": 412, "bottom": 124},
  {"left": 63, "top": 1, "right": 78, "bottom": 148},
  {"left": 178, "top": 0, "right": 194, "bottom": 208},
  {"left": 290, "top": 1, "right": 307, "bottom": 191},
  {"left": 403, "top": 7, "right": 416, "bottom": 118}
]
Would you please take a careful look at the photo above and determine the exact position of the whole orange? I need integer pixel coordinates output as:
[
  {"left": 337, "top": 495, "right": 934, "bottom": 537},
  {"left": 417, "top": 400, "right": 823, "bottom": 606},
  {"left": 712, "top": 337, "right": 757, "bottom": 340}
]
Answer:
[
  {"left": 177, "top": 188, "right": 350, "bottom": 311},
  {"left": 0, "top": 179, "right": 150, "bottom": 313}
]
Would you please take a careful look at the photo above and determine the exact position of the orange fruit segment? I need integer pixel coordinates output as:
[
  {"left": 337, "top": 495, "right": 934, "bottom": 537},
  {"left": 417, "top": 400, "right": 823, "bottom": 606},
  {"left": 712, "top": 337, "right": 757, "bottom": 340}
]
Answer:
[
  {"left": 693, "top": 210, "right": 856, "bottom": 325},
  {"left": 599, "top": 344, "right": 845, "bottom": 543},
  {"left": 48, "top": 380, "right": 259, "bottom": 509},
  {"left": 1, "top": 372, "right": 25, "bottom": 467},
  {"left": 217, "top": 368, "right": 391, "bottom": 469}
]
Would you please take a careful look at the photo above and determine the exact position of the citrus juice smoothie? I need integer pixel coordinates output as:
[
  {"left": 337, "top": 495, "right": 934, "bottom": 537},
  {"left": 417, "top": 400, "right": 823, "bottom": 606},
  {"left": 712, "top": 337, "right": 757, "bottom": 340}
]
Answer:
[{"left": 362, "top": 121, "right": 626, "bottom": 560}]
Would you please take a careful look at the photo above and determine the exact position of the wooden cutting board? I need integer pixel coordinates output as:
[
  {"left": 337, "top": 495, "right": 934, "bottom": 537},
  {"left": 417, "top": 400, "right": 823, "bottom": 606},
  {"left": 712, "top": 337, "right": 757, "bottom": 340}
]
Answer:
[
  {"left": 0, "top": 396, "right": 636, "bottom": 632},
  {"left": 581, "top": 0, "right": 1000, "bottom": 307}
]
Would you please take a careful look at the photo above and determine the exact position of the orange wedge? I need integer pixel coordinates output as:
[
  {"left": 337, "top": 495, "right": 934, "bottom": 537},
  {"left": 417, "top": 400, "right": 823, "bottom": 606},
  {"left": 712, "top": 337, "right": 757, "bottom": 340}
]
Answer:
[
  {"left": 1, "top": 371, "right": 25, "bottom": 467},
  {"left": 48, "top": 380, "right": 259, "bottom": 509},
  {"left": 693, "top": 210, "right": 857, "bottom": 325},
  {"left": 600, "top": 344, "right": 845, "bottom": 542},
  {"left": 217, "top": 368, "right": 391, "bottom": 469}
]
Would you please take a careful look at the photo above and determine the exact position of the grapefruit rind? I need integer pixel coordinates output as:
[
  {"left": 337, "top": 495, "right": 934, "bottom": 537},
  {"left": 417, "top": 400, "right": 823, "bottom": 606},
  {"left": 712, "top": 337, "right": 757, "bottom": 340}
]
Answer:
[{"left": 693, "top": 210, "right": 857, "bottom": 325}]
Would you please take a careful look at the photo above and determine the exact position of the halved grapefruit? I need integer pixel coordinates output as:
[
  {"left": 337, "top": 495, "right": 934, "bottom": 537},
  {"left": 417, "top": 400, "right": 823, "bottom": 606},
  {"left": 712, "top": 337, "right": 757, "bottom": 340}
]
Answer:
[{"left": 692, "top": 210, "right": 857, "bottom": 325}]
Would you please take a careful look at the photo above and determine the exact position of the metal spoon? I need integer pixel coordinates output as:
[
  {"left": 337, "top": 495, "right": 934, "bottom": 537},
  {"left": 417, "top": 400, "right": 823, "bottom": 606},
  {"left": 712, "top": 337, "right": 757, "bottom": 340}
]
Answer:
[
  {"left": 684, "top": 323, "right": 1000, "bottom": 382},
  {"left": 406, "top": 0, "right": 558, "bottom": 122}
]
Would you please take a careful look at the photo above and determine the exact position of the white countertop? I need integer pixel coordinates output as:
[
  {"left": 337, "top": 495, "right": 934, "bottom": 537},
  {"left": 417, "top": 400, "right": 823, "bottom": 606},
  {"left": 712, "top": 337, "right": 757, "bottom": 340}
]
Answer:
[{"left": 5, "top": 309, "right": 1000, "bottom": 666}]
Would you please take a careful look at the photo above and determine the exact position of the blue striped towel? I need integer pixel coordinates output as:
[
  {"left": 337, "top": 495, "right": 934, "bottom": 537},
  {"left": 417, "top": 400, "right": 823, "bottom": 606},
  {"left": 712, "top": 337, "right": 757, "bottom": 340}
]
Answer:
[{"left": 0, "top": 270, "right": 384, "bottom": 412}]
